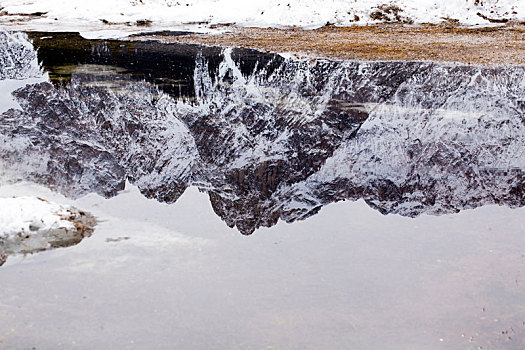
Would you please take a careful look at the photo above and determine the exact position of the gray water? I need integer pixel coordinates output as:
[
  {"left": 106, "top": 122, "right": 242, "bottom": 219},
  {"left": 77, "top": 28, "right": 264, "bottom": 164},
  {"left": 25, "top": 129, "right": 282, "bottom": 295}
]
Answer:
[{"left": 1, "top": 183, "right": 525, "bottom": 350}]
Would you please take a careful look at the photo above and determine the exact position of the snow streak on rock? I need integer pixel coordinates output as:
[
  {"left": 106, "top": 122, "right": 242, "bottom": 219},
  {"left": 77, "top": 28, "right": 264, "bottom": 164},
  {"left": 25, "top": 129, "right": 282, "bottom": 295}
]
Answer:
[
  {"left": 1, "top": 79, "right": 199, "bottom": 200},
  {"left": 1, "top": 32, "right": 524, "bottom": 234},
  {"left": 0, "top": 32, "right": 42, "bottom": 80},
  {"left": 291, "top": 65, "right": 525, "bottom": 219}
]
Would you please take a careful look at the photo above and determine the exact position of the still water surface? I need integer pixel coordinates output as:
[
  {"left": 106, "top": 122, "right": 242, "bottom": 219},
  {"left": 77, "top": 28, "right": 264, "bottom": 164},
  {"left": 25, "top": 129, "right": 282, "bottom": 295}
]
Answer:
[
  {"left": 1, "top": 182, "right": 525, "bottom": 349},
  {"left": 0, "top": 31, "right": 524, "bottom": 349}
]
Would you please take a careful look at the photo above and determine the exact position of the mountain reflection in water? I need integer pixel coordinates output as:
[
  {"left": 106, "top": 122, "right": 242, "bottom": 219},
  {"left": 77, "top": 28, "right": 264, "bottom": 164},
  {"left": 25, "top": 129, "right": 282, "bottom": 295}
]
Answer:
[{"left": 1, "top": 31, "right": 524, "bottom": 234}]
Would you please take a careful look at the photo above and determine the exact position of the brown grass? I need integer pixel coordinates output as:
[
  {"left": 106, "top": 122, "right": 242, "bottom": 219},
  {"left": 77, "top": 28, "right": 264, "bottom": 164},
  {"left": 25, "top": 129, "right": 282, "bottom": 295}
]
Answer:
[{"left": 131, "top": 23, "right": 525, "bottom": 66}]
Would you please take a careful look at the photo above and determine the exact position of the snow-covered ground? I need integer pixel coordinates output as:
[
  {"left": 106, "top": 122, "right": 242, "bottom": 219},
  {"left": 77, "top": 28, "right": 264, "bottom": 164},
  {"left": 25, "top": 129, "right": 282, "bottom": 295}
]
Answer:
[
  {"left": 1, "top": 0, "right": 524, "bottom": 37},
  {"left": 0, "top": 196, "right": 94, "bottom": 264},
  {"left": 0, "top": 197, "right": 77, "bottom": 237}
]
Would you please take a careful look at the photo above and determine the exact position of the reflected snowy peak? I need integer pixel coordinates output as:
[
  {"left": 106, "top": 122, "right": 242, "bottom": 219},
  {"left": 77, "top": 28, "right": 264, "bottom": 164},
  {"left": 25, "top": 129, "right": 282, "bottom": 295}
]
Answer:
[{"left": 1, "top": 31, "right": 524, "bottom": 234}]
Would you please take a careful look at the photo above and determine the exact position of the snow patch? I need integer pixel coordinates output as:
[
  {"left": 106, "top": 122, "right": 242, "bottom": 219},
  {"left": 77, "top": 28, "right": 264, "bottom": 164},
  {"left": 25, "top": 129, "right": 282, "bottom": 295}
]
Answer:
[
  {"left": 0, "top": 196, "right": 95, "bottom": 265},
  {"left": 0, "top": 0, "right": 523, "bottom": 35}
]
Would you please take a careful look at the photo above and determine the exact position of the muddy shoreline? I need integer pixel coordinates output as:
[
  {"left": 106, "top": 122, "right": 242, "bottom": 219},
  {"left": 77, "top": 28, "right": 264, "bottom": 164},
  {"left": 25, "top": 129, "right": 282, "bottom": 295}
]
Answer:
[{"left": 130, "top": 24, "right": 525, "bottom": 66}]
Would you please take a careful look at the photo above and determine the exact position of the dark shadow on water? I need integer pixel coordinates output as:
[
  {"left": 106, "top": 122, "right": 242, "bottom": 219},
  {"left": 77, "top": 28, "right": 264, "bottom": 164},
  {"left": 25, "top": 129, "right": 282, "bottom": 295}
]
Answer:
[{"left": 27, "top": 31, "right": 283, "bottom": 99}]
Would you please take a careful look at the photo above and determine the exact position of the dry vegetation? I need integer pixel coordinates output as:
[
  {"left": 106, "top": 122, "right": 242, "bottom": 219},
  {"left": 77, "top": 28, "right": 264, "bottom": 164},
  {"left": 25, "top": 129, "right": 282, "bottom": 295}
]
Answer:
[{"left": 133, "top": 23, "right": 525, "bottom": 66}]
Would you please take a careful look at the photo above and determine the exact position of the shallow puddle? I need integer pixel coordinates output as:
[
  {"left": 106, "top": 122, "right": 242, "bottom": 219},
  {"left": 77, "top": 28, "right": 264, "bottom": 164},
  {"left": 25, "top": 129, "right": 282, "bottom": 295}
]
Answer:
[{"left": 0, "top": 31, "right": 524, "bottom": 349}]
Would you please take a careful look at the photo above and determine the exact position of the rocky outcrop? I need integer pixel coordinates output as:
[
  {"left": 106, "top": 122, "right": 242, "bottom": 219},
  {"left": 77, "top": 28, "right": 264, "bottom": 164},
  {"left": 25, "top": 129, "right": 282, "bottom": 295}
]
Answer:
[
  {"left": 1, "top": 32, "right": 524, "bottom": 234},
  {"left": 0, "top": 248, "right": 6, "bottom": 266}
]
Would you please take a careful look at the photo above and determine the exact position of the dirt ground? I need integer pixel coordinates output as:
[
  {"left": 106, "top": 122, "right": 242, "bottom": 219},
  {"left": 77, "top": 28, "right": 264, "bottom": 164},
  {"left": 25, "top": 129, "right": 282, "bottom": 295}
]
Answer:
[{"left": 132, "top": 23, "right": 525, "bottom": 66}]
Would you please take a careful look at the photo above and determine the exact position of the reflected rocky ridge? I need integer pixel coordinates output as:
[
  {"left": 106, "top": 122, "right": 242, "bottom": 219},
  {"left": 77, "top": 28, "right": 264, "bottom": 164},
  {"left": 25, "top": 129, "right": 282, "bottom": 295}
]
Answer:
[{"left": 1, "top": 31, "right": 524, "bottom": 234}]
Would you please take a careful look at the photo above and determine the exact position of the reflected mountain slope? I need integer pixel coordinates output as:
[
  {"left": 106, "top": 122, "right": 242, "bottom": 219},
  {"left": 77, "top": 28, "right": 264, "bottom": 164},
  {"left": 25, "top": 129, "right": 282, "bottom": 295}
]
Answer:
[{"left": 1, "top": 31, "right": 524, "bottom": 234}]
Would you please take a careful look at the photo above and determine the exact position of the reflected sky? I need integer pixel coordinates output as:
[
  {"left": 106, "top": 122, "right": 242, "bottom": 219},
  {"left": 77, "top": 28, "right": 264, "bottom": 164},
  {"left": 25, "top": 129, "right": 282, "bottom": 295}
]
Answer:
[{"left": 1, "top": 182, "right": 524, "bottom": 349}]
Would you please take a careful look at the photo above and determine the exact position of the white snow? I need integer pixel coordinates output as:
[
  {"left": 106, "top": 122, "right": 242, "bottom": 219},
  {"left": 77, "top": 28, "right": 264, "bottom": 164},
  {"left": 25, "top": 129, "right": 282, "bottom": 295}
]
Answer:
[
  {"left": 0, "top": 196, "right": 75, "bottom": 238},
  {"left": 0, "top": 0, "right": 523, "bottom": 37},
  {"left": 0, "top": 194, "right": 95, "bottom": 264}
]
